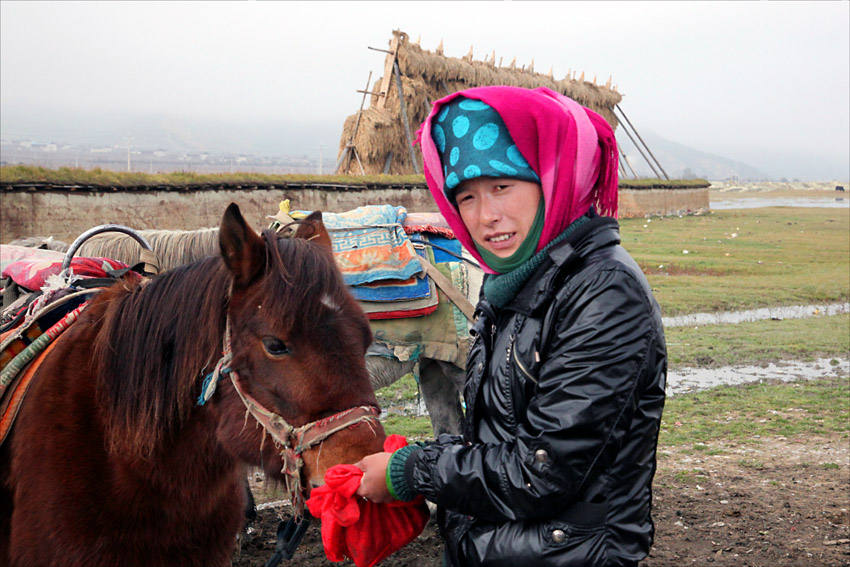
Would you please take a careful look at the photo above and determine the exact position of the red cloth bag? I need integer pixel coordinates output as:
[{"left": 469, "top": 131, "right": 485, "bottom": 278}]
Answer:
[{"left": 306, "top": 435, "right": 429, "bottom": 567}]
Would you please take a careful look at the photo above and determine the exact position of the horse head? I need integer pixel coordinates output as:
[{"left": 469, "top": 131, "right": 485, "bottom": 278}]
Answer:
[{"left": 213, "top": 204, "right": 386, "bottom": 506}]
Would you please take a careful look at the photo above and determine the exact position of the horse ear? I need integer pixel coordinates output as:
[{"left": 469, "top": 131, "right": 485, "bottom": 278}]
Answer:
[
  {"left": 219, "top": 203, "right": 265, "bottom": 286},
  {"left": 293, "top": 211, "right": 334, "bottom": 254}
]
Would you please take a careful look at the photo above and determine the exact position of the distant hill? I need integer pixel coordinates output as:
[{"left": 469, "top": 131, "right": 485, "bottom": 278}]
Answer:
[
  {"left": 0, "top": 107, "right": 323, "bottom": 158},
  {"left": 616, "top": 130, "right": 770, "bottom": 181}
]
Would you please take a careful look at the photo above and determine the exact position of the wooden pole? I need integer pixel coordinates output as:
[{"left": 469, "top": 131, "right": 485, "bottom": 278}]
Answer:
[
  {"left": 335, "top": 72, "right": 372, "bottom": 175},
  {"left": 616, "top": 112, "right": 661, "bottom": 179},
  {"left": 615, "top": 105, "right": 669, "bottom": 180},
  {"left": 393, "top": 59, "right": 420, "bottom": 175},
  {"left": 352, "top": 147, "right": 366, "bottom": 175},
  {"left": 376, "top": 34, "right": 401, "bottom": 110},
  {"left": 618, "top": 145, "right": 637, "bottom": 179},
  {"left": 351, "top": 71, "right": 372, "bottom": 141},
  {"left": 334, "top": 147, "right": 350, "bottom": 175}
]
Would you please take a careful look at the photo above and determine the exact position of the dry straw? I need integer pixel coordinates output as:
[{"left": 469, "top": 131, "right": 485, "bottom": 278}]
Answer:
[{"left": 338, "top": 30, "right": 623, "bottom": 175}]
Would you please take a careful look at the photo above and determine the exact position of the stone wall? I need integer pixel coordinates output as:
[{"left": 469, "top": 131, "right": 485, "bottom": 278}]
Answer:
[
  {"left": 618, "top": 188, "right": 710, "bottom": 218},
  {"left": 0, "top": 186, "right": 709, "bottom": 243}
]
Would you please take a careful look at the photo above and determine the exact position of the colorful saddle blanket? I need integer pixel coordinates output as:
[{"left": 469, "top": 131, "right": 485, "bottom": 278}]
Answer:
[
  {"left": 292, "top": 206, "right": 465, "bottom": 320},
  {"left": 319, "top": 206, "right": 424, "bottom": 287}
]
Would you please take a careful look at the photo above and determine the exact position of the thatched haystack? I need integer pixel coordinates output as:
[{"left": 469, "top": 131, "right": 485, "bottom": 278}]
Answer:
[{"left": 337, "top": 30, "right": 623, "bottom": 175}]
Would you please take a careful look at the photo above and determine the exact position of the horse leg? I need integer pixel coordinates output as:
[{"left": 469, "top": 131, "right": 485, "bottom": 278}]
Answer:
[
  {"left": 365, "top": 354, "right": 416, "bottom": 391},
  {"left": 243, "top": 478, "right": 257, "bottom": 527},
  {"left": 418, "top": 358, "right": 464, "bottom": 436}
]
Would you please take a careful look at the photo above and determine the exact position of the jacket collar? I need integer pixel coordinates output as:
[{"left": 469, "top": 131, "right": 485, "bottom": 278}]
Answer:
[{"left": 507, "top": 216, "right": 620, "bottom": 315}]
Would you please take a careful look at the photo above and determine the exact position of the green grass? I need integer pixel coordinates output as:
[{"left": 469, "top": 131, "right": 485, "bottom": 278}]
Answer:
[
  {"left": 375, "top": 373, "right": 421, "bottom": 406},
  {"left": 667, "top": 314, "right": 850, "bottom": 368},
  {"left": 378, "top": 414, "right": 435, "bottom": 440},
  {"left": 375, "top": 374, "right": 435, "bottom": 441},
  {"left": 658, "top": 376, "right": 849, "bottom": 448},
  {"left": 619, "top": 208, "right": 850, "bottom": 315}
]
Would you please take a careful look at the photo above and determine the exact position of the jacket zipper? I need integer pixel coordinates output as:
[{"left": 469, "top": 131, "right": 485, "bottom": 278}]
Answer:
[{"left": 508, "top": 334, "right": 538, "bottom": 385}]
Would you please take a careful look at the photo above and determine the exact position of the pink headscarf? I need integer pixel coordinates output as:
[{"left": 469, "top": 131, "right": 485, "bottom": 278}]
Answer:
[{"left": 416, "top": 86, "right": 619, "bottom": 274}]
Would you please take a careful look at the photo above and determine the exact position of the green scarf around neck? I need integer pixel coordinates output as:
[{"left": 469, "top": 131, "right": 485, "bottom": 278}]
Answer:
[
  {"left": 474, "top": 200, "right": 545, "bottom": 274},
  {"left": 482, "top": 212, "right": 591, "bottom": 308}
]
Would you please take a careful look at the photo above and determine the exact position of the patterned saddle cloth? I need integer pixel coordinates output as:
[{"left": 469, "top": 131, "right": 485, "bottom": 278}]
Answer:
[
  {"left": 319, "top": 205, "right": 424, "bottom": 287},
  {"left": 280, "top": 205, "right": 468, "bottom": 321}
]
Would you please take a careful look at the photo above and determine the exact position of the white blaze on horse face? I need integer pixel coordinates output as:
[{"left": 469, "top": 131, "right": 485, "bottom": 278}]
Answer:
[{"left": 320, "top": 294, "right": 341, "bottom": 312}]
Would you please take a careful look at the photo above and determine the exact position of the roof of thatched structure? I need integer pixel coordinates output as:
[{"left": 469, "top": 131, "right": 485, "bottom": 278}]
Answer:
[{"left": 338, "top": 30, "right": 623, "bottom": 175}]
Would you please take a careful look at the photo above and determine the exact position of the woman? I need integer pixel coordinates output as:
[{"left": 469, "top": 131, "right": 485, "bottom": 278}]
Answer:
[{"left": 356, "top": 86, "right": 667, "bottom": 567}]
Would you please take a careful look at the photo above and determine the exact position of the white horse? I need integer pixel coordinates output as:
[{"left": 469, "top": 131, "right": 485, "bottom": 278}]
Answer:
[{"left": 63, "top": 225, "right": 483, "bottom": 436}]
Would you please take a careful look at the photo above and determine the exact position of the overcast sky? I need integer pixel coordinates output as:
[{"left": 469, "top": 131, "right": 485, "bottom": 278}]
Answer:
[{"left": 1, "top": 1, "right": 848, "bottom": 180}]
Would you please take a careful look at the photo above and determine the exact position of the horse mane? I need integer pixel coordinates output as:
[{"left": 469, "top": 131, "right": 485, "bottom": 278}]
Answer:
[
  {"left": 93, "top": 255, "right": 229, "bottom": 458},
  {"left": 92, "top": 229, "right": 356, "bottom": 459},
  {"left": 78, "top": 228, "right": 220, "bottom": 271}
]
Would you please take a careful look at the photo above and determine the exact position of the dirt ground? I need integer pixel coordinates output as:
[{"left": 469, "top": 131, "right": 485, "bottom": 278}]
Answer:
[{"left": 232, "top": 431, "right": 849, "bottom": 567}]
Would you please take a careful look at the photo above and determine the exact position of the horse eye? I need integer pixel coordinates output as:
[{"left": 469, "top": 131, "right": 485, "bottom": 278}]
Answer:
[{"left": 262, "top": 337, "right": 290, "bottom": 357}]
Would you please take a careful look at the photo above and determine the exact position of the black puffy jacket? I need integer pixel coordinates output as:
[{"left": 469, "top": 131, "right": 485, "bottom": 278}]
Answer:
[{"left": 404, "top": 216, "right": 667, "bottom": 567}]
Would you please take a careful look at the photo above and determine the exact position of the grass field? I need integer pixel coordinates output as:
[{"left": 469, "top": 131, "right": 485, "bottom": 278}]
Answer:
[
  {"left": 658, "top": 375, "right": 849, "bottom": 450},
  {"left": 619, "top": 207, "right": 849, "bottom": 315},
  {"left": 666, "top": 313, "right": 849, "bottom": 368}
]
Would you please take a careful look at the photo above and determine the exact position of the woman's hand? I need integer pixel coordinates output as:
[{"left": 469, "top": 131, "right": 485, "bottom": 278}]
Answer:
[{"left": 354, "top": 452, "right": 394, "bottom": 503}]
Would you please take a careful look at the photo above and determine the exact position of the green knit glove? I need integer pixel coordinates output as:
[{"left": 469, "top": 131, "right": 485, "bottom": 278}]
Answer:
[{"left": 385, "top": 444, "right": 421, "bottom": 501}]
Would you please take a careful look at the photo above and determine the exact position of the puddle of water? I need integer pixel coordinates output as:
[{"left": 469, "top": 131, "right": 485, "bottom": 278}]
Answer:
[
  {"left": 711, "top": 197, "right": 849, "bottom": 209},
  {"left": 663, "top": 303, "right": 849, "bottom": 328},
  {"left": 666, "top": 357, "right": 849, "bottom": 397},
  {"left": 386, "top": 357, "right": 849, "bottom": 412}
]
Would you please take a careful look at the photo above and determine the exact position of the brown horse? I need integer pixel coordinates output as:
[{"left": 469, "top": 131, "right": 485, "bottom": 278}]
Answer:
[{"left": 0, "top": 204, "right": 386, "bottom": 567}]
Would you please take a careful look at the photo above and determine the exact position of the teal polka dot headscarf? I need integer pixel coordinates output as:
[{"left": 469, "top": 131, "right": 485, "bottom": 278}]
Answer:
[{"left": 431, "top": 97, "right": 540, "bottom": 203}]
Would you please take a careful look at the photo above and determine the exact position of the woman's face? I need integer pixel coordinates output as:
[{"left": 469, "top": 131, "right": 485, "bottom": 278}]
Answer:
[{"left": 455, "top": 177, "right": 543, "bottom": 258}]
